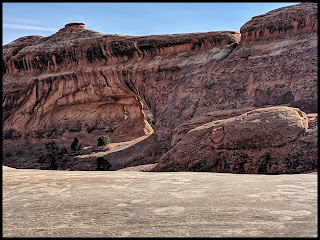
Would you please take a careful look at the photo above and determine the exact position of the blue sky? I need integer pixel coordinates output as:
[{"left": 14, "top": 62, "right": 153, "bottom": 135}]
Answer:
[{"left": 3, "top": 2, "right": 300, "bottom": 45}]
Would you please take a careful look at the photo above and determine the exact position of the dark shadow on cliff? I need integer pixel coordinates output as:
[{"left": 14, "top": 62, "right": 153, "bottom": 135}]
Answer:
[{"left": 102, "top": 133, "right": 157, "bottom": 170}]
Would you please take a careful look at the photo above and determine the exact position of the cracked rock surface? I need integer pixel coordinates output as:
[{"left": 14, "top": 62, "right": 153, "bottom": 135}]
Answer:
[{"left": 2, "top": 166, "right": 317, "bottom": 237}]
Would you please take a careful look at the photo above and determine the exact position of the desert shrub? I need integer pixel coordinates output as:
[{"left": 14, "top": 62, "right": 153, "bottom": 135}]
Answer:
[
  {"left": 16, "top": 150, "right": 24, "bottom": 155},
  {"left": 45, "top": 141, "right": 59, "bottom": 169},
  {"left": 60, "top": 147, "right": 68, "bottom": 155},
  {"left": 96, "top": 157, "right": 112, "bottom": 170},
  {"left": 71, "top": 138, "right": 84, "bottom": 152},
  {"left": 71, "top": 137, "right": 79, "bottom": 151},
  {"left": 97, "top": 135, "right": 111, "bottom": 146},
  {"left": 39, "top": 141, "right": 68, "bottom": 170},
  {"left": 3, "top": 129, "right": 22, "bottom": 139},
  {"left": 146, "top": 115, "right": 155, "bottom": 129},
  {"left": 38, "top": 155, "right": 46, "bottom": 164},
  {"left": 46, "top": 141, "right": 59, "bottom": 155}
]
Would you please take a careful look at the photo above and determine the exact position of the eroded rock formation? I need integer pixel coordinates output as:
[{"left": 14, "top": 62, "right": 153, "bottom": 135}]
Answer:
[
  {"left": 152, "top": 106, "right": 317, "bottom": 174},
  {"left": 2, "top": 3, "right": 317, "bottom": 173},
  {"left": 240, "top": 2, "right": 318, "bottom": 44}
]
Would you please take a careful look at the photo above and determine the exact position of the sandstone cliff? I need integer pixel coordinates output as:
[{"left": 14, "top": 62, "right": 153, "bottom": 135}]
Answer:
[
  {"left": 2, "top": 3, "right": 317, "bottom": 173},
  {"left": 240, "top": 2, "right": 317, "bottom": 44},
  {"left": 2, "top": 23, "right": 238, "bottom": 143}
]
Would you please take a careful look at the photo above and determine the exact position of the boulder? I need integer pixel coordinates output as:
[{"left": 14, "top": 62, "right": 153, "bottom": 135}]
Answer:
[{"left": 152, "top": 107, "right": 317, "bottom": 174}]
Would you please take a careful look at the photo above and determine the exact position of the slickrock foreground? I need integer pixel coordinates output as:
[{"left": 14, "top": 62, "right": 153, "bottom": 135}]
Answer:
[{"left": 2, "top": 166, "right": 317, "bottom": 237}]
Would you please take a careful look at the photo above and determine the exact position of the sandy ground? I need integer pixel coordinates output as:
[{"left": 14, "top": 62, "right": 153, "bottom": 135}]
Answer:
[
  {"left": 2, "top": 166, "right": 318, "bottom": 237},
  {"left": 76, "top": 134, "right": 151, "bottom": 159}
]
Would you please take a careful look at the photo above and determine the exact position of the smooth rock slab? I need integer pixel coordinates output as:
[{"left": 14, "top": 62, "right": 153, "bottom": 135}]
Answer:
[{"left": 2, "top": 166, "right": 317, "bottom": 237}]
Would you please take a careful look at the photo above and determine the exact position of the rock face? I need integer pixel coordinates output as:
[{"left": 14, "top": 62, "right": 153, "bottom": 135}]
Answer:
[
  {"left": 2, "top": 22, "right": 155, "bottom": 144},
  {"left": 2, "top": 23, "right": 240, "bottom": 146},
  {"left": 2, "top": 3, "right": 318, "bottom": 173},
  {"left": 152, "top": 106, "right": 317, "bottom": 174},
  {"left": 240, "top": 2, "right": 318, "bottom": 44}
]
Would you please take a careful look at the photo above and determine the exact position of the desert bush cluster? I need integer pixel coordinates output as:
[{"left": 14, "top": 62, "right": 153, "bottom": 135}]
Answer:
[
  {"left": 146, "top": 115, "right": 155, "bottom": 129},
  {"left": 97, "top": 135, "right": 111, "bottom": 146},
  {"left": 38, "top": 141, "right": 68, "bottom": 170},
  {"left": 36, "top": 135, "right": 112, "bottom": 170}
]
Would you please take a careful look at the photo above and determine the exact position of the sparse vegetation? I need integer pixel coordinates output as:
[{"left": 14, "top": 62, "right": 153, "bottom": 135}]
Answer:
[
  {"left": 3, "top": 129, "right": 22, "bottom": 140},
  {"left": 96, "top": 157, "right": 112, "bottom": 170},
  {"left": 146, "top": 115, "right": 155, "bottom": 129},
  {"left": 97, "top": 135, "right": 111, "bottom": 146},
  {"left": 71, "top": 137, "right": 79, "bottom": 151},
  {"left": 38, "top": 141, "right": 68, "bottom": 170}
]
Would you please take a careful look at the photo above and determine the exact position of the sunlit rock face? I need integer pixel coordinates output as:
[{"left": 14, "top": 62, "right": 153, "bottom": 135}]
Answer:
[
  {"left": 2, "top": 23, "right": 156, "bottom": 143},
  {"left": 2, "top": 22, "right": 239, "bottom": 146},
  {"left": 152, "top": 106, "right": 317, "bottom": 174},
  {"left": 2, "top": 3, "right": 317, "bottom": 173},
  {"left": 240, "top": 2, "right": 317, "bottom": 44}
]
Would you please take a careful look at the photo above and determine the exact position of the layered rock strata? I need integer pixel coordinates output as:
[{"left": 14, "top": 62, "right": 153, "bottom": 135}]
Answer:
[
  {"left": 3, "top": 23, "right": 241, "bottom": 150},
  {"left": 152, "top": 106, "right": 317, "bottom": 174},
  {"left": 240, "top": 2, "right": 318, "bottom": 44},
  {"left": 2, "top": 3, "right": 318, "bottom": 173}
]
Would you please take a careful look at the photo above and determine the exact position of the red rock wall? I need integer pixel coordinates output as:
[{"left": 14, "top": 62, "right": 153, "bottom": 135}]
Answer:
[
  {"left": 2, "top": 3, "right": 318, "bottom": 172},
  {"left": 2, "top": 23, "right": 239, "bottom": 146},
  {"left": 152, "top": 106, "right": 317, "bottom": 174},
  {"left": 240, "top": 2, "right": 318, "bottom": 44}
]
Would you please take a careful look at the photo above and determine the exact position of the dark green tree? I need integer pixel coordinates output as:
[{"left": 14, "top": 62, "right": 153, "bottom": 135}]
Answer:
[
  {"left": 146, "top": 115, "right": 155, "bottom": 129},
  {"left": 45, "top": 141, "right": 59, "bottom": 170},
  {"left": 96, "top": 157, "right": 112, "bottom": 170},
  {"left": 71, "top": 137, "right": 79, "bottom": 151},
  {"left": 38, "top": 141, "right": 68, "bottom": 170},
  {"left": 97, "top": 135, "right": 111, "bottom": 146}
]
